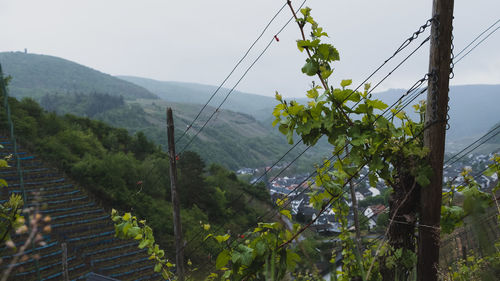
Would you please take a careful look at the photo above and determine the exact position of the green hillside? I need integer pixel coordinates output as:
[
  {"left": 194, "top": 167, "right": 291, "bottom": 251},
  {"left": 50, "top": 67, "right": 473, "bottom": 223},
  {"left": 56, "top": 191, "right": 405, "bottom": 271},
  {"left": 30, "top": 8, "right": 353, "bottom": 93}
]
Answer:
[
  {"left": 76, "top": 96, "right": 331, "bottom": 171},
  {"left": 0, "top": 52, "right": 157, "bottom": 100},
  {"left": 119, "top": 75, "right": 500, "bottom": 145},
  {"left": 4, "top": 52, "right": 497, "bottom": 170},
  {"left": 0, "top": 93, "right": 272, "bottom": 269},
  {"left": 118, "top": 75, "right": 278, "bottom": 121},
  {"left": 0, "top": 53, "right": 331, "bottom": 170},
  {"left": 137, "top": 99, "right": 332, "bottom": 171}
]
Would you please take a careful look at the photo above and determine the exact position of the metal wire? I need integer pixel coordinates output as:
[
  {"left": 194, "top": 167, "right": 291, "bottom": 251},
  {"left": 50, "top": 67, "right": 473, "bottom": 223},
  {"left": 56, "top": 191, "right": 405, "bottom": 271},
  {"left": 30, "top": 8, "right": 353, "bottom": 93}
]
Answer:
[{"left": 175, "top": 1, "right": 301, "bottom": 145}]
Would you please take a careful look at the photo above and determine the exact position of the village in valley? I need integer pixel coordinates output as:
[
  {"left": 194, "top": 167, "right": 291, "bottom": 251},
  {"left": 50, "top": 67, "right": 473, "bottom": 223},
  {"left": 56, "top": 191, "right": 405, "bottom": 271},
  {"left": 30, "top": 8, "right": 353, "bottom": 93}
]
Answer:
[{"left": 237, "top": 151, "right": 499, "bottom": 236}]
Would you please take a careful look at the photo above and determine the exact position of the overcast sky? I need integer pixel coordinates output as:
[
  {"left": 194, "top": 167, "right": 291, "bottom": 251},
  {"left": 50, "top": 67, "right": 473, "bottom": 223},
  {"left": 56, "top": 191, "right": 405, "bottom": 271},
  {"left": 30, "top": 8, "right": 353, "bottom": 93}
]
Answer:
[{"left": 1, "top": 0, "right": 499, "bottom": 98}]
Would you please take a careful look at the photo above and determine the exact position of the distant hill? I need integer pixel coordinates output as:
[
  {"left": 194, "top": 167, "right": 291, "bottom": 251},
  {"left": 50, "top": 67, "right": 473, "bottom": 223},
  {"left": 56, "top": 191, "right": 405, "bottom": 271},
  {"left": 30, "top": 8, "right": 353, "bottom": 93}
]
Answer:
[
  {"left": 118, "top": 76, "right": 278, "bottom": 121},
  {"left": 2, "top": 51, "right": 497, "bottom": 168},
  {"left": 95, "top": 98, "right": 331, "bottom": 171},
  {"left": 0, "top": 53, "right": 328, "bottom": 170},
  {"left": 0, "top": 52, "right": 157, "bottom": 100},
  {"left": 119, "top": 76, "right": 500, "bottom": 145},
  {"left": 373, "top": 84, "right": 500, "bottom": 141}
]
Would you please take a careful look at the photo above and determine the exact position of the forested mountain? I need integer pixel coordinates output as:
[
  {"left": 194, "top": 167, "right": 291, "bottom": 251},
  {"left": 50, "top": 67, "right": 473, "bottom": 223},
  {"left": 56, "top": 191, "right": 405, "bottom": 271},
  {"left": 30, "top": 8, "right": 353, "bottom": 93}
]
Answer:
[{"left": 0, "top": 52, "right": 157, "bottom": 100}]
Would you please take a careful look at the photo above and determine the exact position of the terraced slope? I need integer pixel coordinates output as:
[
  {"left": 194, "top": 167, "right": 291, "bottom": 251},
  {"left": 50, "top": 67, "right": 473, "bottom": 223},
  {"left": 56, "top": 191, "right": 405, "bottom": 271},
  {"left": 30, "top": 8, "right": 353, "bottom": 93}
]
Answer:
[{"left": 0, "top": 137, "right": 162, "bottom": 281}]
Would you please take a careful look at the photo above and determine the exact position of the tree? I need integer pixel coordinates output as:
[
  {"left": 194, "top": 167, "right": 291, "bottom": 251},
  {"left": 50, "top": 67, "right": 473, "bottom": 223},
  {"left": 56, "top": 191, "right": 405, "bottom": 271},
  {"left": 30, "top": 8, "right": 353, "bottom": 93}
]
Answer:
[{"left": 177, "top": 151, "right": 209, "bottom": 207}]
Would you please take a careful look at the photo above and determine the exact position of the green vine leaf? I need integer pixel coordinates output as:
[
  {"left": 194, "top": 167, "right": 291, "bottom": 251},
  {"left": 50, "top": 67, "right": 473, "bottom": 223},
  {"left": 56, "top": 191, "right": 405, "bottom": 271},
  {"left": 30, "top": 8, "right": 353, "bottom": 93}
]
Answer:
[
  {"left": 302, "top": 59, "right": 319, "bottom": 76},
  {"left": 216, "top": 249, "right": 231, "bottom": 269}
]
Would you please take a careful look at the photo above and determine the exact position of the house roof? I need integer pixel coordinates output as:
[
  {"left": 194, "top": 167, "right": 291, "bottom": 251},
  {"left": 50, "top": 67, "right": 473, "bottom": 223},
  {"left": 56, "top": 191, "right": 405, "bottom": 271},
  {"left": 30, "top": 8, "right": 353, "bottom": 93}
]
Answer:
[{"left": 370, "top": 204, "right": 386, "bottom": 215}]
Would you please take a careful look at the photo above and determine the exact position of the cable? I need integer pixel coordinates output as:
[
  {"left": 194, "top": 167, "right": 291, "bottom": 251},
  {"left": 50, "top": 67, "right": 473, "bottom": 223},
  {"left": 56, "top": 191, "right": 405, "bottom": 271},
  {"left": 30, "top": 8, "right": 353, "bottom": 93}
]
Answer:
[
  {"left": 173, "top": 15, "right": 433, "bottom": 203},
  {"left": 139, "top": 8, "right": 436, "bottom": 194},
  {"left": 444, "top": 124, "right": 500, "bottom": 169},
  {"left": 194, "top": 73, "right": 431, "bottom": 275},
  {"left": 179, "top": 140, "right": 307, "bottom": 256},
  {"left": 455, "top": 22, "right": 500, "bottom": 64},
  {"left": 182, "top": 21, "right": 433, "bottom": 252},
  {"left": 349, "top": 35, "right": 430, "bottom": 111},
  {"left": 454, "top": 18, "right": 500, "bottom": 59},
  {"left": 184, "top": 15, "right": 438, "bottom": 268},
  {"left": 175, "top": 1, "right": 291, "bottom": 144},
  {"left": 177, "top": 38, "right": 274, "bottom": 154},
  {"left": 183, "top": 32, "right": 432, "bottom": 251},
  {"left": 177, "top": 6, "right": 434, "bottom": 155},
  {"left": 341, "top": 17, "right": 434, "bottom": 109},
  {"left": 181, "top": 7, "right": 500, "bottom": 271},
  {"left": 265, "top": 14, "right": 500, "bottom": 227}
]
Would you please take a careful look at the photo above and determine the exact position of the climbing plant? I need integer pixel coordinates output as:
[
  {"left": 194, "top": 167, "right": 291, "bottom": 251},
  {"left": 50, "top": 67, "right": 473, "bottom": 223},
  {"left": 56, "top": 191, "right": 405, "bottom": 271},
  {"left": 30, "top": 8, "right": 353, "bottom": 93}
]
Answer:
[
  {"left": 111, "top": 209, "right": 175, "bottom": 280},
  {"left": 109, "top": 3, "right": 500, "bottom": 281},
  {"left": 440, "top": 155, "right": 500, "bottom": 280},
  {"left": 0, "top": 152, "right": 24, "bottom": 246},
  {"left": 0, "top": 75, "right": 25, "bottom": 247},
  {"left": 272, "top": 5, "right": 432, "bottom": 280},
  {"left": 204, "top": 220, "right": 301, "bottom": 281}
]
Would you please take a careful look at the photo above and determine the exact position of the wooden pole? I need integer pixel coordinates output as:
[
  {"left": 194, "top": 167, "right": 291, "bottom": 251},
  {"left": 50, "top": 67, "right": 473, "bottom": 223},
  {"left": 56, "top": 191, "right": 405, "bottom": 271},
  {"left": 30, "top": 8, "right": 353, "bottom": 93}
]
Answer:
[
  {"left": 167, "top": 108, "right": 185, "bottom": 281},
  {"left": 418, "top": 0, "right": 454, "bottom": 280},
  {"left": 61, "top": 243, "right": 69, "bottom": 281}
]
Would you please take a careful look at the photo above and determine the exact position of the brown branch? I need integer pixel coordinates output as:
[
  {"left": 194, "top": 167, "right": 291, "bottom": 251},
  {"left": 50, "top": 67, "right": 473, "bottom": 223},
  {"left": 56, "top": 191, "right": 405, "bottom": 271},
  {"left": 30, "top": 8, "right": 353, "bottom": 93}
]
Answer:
[
  {"left": 365, "top": 179, "right": 418, "bottom": 280},
  {"left": 493, "top": 191, "right": 500, "bottom": 215},
  {"left": 346, "top": 146, "right": 363, "bottom": 257}
]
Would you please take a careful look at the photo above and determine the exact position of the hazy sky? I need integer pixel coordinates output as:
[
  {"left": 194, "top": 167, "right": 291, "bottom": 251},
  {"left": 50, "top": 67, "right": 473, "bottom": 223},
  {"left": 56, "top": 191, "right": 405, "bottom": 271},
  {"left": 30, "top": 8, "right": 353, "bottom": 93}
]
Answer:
[{"left": 1, "top": 0, "right": 499, "bottom": 98}]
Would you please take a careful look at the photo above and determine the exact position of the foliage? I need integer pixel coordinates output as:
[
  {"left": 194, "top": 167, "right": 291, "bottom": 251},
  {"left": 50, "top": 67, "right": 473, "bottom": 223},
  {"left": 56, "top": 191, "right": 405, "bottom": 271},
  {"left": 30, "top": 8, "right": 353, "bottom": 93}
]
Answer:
[
  {"left": 0, "top": 194, "right": 24, "bottom": 246},
  {"left": 0, "top": 152, "right": 24, "bottom": 247},
  {"left": 40, "top": 92, "right": 125, "bottom": 117},
  {"left": 375, "top": 212, "right": 389, "bottom": 232},
  {"left": 444, "top": 243, "right": 500, "bottom": 281},
  {"left": 204, "top": 221, "right": 301, "bottom": 281},
  {"left": 0, "top": 143, "right": 52, "bottom": 281},
  {"left": 442, "top": 226, "right": 500, "bottom": 281},
  {"left": 0, "top": 92, "right": 273, "bottom": 269},
  {"left": 111, "top": 209, "right": 174, "bottom": 280},
  {"left": 0, "top": 78, "right": 24, "bottom": 248},
  {"left": 272, "top": 6, "right": 431, "bottom": 280},
  {"left": 358, "top": 188, "right": 391, "bottom": 208},
  {"left": 2, "top": 51, "right": 338, "bottom": 172},
  {"left": 441, "top": 154, "right": 499, "bottom": 234}
]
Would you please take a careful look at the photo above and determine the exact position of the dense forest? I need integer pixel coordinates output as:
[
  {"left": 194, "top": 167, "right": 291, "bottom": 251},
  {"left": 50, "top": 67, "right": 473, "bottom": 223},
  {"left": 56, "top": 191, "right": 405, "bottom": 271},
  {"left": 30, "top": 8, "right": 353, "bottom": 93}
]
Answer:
[{"left": 0, "top": 93, "right": 272, "bottom": 267}]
